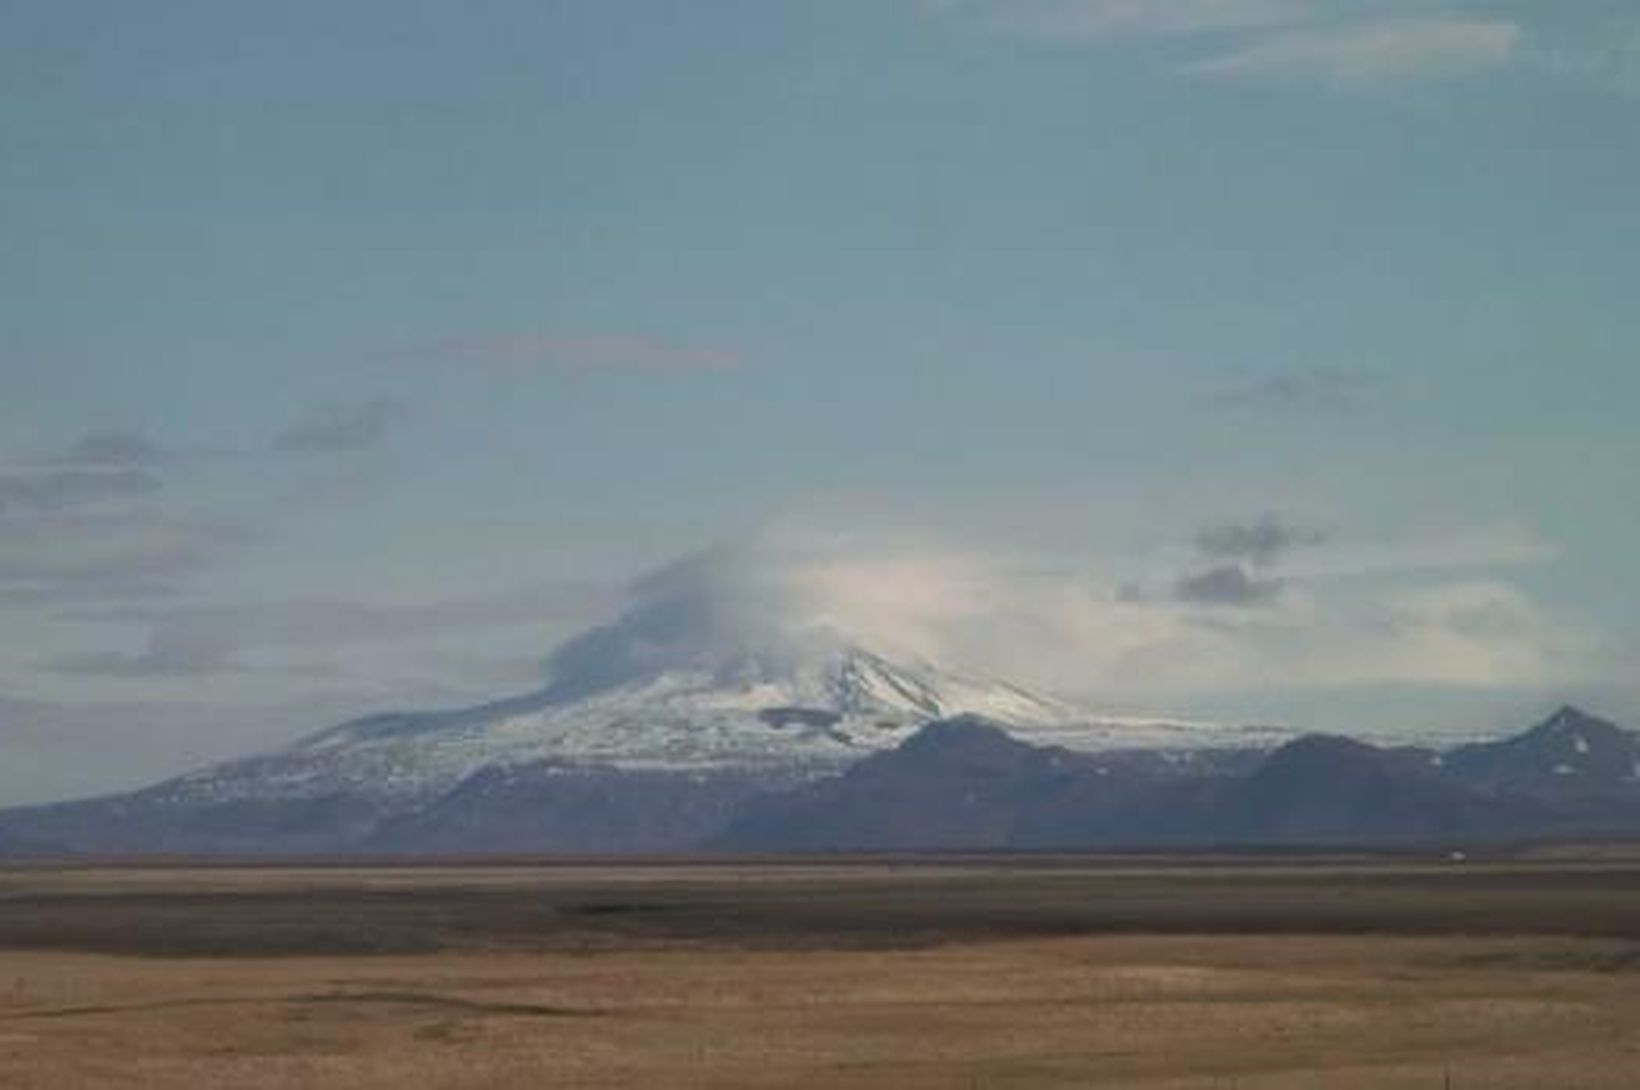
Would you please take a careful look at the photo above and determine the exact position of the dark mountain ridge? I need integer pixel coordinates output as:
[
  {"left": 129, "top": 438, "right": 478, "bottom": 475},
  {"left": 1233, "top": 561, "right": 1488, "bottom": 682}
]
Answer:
[
  {"left": 717, "top": 708, "right": 1640, "bottom": 852},
  {"left": 1444, "top": 705, "right": 1640, "bottom": 794}
]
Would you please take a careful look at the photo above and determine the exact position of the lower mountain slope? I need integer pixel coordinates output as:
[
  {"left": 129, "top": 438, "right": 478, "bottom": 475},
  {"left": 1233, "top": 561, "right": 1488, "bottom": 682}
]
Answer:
[
  {"left": 716, "top": 707, "right": 1640, "bottom": 852},
  {"left": 0, "top": 635, "right": 1107, "bottom": 853},
  {"left": 0, "top": 545, "right": 1303, "bottom": 854},
  {"left": 713, "top": 717, "right": 1263, "bottom": 852},
  {"left": 1444, "top": 705, "right": 1640, "bottom": 795},
  {"left": 0, "top": 556, "right": 1281, "bottom": 853},
  {"left": 1199, "top": 735, "right": 1501, "bottom": 845},
  {"left": 5, "top": 550, "right": 1634, "bottom": 863}
]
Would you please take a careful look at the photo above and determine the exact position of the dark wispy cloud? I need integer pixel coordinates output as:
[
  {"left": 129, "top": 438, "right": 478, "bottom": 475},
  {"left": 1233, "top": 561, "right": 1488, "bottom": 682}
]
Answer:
[
  {"left": 1196, "top": 513, "right": 1325, "bottom": 567},
  {"left": 0, "top": 514, "right": 255, "bottom": 606},
  {"left": 273, "top": 397, "right": 407, "bottom": 453},
  {"left": 1213, "top": 365, "right": 1376, "bottom": 414},
  {"left": 41, "top": 582, "right": 612, "bottom": 679},
  {"left": 0, "top": 467, "right": 162, "bottom": 516},
  {"left": 395, "top": 333, "right": 742, "bottom": 373},
  {"left": 1174, "top": 562, "right": 1285, "bottom": 606},
  {"left": 1165, "top": 513, "right": 1324, "bottom": 607},
  {"left": 44, "top": 632, "right": 241, "bottom": 679},
  {"left": 1, "top": 429, "right": 254, "bottom": 604},
  {"left": 30, "top": 427, "right": 231, "bottom": 470},
  {"left": 37, "top": 429, "right": 172, "bottom": 469}
]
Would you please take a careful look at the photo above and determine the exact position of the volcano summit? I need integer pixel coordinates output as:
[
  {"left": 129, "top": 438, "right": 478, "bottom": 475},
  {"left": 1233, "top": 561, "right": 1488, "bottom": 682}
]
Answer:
[
  {"left": 0, "top": 550, "right": 1244, "bottom": 853},
  {"left": 13, "top": 549, "right": 1621, "bottom": 855}
]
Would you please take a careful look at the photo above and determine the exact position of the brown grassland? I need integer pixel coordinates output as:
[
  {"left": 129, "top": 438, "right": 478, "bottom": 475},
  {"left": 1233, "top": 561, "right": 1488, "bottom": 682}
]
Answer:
[{"left": 2, "top": 853, "right": 1638, "bottom": 1087}]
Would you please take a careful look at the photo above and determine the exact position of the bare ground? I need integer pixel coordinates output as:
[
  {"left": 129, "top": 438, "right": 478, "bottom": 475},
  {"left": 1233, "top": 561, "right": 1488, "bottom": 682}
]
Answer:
[{"left": 1, "top": 857, "right": 1637, "bottom": 1087}]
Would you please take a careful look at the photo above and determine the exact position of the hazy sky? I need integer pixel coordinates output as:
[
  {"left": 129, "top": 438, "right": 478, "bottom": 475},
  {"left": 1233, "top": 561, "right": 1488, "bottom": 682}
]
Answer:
[{"left": 4, "top": 1, "right": 1639, "bottom": 803}]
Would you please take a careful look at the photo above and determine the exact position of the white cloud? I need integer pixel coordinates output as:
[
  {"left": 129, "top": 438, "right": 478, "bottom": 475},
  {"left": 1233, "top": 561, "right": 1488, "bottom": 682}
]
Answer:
[
  {"left": 1187, "top": 17, "right": 1520, "bottom": 83},
  {"left": 623, "top": 530, "right": 1589, "bottom": 706},
  {"left": 1362, "top": 581, "right": 1571, "bottom": 686},
  {"left": 931, "top": 3, "right": 1525, "bottom": 87},
  {"left": 999, "top": 571, "right": 1584, "bottom": 698}
]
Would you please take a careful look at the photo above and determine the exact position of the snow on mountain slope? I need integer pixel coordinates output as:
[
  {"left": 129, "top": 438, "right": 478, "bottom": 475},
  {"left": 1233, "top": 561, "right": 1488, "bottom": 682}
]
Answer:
[
  {"left": 152, "top": 547, "right": 1285, "bottom": 809},
  {"left": 162, "top": 641, "right": 1088, "bottom": 806}
]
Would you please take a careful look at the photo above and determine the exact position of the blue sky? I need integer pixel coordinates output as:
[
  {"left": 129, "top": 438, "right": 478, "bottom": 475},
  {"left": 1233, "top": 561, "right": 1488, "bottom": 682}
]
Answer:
[{"left": 3, "top": 1, "right": 1639, "bottom": 802}]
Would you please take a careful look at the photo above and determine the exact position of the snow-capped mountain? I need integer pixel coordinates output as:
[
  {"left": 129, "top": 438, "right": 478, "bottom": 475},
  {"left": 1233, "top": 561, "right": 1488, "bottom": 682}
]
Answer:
[
  {"left": 0, "top": 548, "right": 1287, "bottom": 853},
  {"left": 168, "top": 635, "right": 1084, "bottom": 810},
  {"left": 152, "top": 543, "right": 1283, "bottom": 813},
  {"left": 0, "top": 625, "right": 1145, "bottom": 853}
]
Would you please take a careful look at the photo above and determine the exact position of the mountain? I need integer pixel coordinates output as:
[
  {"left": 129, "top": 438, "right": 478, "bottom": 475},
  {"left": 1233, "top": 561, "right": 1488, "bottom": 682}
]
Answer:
[
  {"left": 365, "top": 763, "right": 778, "bottom": 854},
  {"left": 1199, "top": 735, "right": 1492, "bottom": 845},
  {"left": 715, "top": 717, "right": 1263, "bottom": 852},
  {"left": 0, "top": 644, "right": 1082, "bottom": 853},
  {"left": 204, "top": 638, "right": 1074, "bottom": 807},
  {"left": 1, "top": 544, "right": 1304, "bottom": 853},
  {"left": 6, "top": 542, "right": 1632, "bottom": 858},
  {"left": 715, "top": 717, "right": 1081, "bottom": 852},
  {"left": 4, "top": 702, "right": 1639, "bottom": 854},
  {"left": 0, "top": 574, "right": 1125, "bottom": 853},
  {"left": 718, "top": 709, "right": 1640, "bottom": 852},
  {"left": 0, "top": 829, "right": 57, "bottom": 857},
  {"left": 1443, "top": 706, "right": 1640, "bottom": 795}
]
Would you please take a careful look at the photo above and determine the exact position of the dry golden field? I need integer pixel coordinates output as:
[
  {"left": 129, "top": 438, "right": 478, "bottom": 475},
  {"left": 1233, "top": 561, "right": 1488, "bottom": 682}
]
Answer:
[{"left": 1, "top": 858, "right": 1638, "bottom": 1088}]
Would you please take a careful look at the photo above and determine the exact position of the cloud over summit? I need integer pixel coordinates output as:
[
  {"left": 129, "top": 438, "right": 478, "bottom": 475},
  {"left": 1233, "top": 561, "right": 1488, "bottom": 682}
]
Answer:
[{"left": 533, "top": 529, "right": 1584, "bottom": 708}]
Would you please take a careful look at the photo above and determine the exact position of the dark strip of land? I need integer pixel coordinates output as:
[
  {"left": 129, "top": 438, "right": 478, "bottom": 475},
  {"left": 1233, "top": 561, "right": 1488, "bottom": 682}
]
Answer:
[{"left": 3, "top": 853, "right": 1639, "bottom": 957}]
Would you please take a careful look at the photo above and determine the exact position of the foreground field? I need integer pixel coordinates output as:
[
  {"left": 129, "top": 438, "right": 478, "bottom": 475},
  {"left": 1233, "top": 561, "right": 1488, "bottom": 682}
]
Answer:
[{"left": 1, "top": 858, "right": 1638, "bottom": 1087}]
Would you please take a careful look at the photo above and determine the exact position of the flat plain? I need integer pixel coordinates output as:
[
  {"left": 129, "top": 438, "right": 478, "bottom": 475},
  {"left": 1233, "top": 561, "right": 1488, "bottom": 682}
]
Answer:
[{"left": 2, "top": 853, "right": 1638, "bottom": 1088}]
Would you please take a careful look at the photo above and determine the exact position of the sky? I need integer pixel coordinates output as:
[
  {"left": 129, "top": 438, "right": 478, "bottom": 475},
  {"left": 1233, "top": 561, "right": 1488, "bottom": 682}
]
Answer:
[{"left": 3, "top": 0, "right": 1639, "bottom": 803}]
